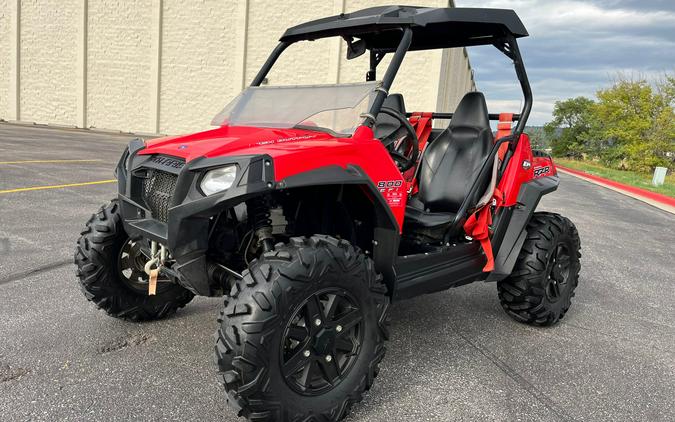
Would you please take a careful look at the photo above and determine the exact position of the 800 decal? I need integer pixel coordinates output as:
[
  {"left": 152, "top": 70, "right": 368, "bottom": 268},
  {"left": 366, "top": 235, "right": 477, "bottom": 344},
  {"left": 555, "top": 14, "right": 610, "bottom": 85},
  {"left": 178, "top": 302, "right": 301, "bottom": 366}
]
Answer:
[{"left": 377, "top": 180, "right": 403, "bottom": 189}]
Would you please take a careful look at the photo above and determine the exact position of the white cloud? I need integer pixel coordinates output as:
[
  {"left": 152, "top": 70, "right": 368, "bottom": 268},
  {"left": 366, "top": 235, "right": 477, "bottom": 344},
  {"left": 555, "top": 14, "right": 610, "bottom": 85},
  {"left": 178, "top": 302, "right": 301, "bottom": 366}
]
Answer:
[
  {"left": 458, "top": 0, "right": 675, "bottom": 33},
  {"left": 455, "top": 0, "right": 674, "bottom": 124}
]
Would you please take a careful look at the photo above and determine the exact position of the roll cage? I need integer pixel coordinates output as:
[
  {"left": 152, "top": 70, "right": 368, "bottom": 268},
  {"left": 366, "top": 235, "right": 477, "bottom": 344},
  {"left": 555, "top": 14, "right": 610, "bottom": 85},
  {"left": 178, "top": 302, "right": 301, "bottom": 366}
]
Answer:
[
  {"left": 251, "top": 6, "right": 531, "bottom": 135},
  {"left": 251, "top": 6, "right": 533, "bottom": 237}
]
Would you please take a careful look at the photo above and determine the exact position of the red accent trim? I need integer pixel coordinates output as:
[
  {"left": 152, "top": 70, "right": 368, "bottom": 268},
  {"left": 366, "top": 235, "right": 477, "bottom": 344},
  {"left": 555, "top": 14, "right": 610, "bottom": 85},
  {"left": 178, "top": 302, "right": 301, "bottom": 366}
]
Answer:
[
  {"left": 558, "top": 165, "right": 675, "bottom": 207},
  {"left": 495, "top": 112, "right": 513, "bottom": 161}
]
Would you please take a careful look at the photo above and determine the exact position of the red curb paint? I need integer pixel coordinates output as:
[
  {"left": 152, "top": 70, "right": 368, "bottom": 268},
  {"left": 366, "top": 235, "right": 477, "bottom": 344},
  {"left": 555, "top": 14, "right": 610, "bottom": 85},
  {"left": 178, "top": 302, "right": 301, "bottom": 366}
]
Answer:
[{"left": 557, "top": 165, "right": 675, "bottom": 207}]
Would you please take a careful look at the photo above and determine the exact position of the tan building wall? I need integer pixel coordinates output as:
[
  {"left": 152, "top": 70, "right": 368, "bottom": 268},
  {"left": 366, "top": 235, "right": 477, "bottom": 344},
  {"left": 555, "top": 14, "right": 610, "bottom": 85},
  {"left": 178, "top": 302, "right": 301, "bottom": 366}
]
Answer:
[
  {"left": 0, "top": 0, "right": 475, "bottom": 135},
  {"left": 0, "top": 0, "right": 11, "bottom": 119}
]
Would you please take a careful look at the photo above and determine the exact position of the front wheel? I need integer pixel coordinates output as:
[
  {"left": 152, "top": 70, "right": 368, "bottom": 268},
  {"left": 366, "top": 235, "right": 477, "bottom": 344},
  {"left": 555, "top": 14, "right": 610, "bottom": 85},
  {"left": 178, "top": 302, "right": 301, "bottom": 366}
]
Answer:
[
  {"left": 498, "top": 212, "right": 581, "bottom": 326},
  {"left": 74, "top": 199, "right": 194, "bottom": 321},
  {"left": 214, "top": 235, "right": 389, "bottom": 421}
]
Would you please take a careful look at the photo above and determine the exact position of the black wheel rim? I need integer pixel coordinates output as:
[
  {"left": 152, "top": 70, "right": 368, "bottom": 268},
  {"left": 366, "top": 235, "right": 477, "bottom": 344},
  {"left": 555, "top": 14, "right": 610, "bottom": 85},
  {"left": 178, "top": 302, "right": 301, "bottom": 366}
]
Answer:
[
  {"left": 118, "top": 239, "right": 169, "bottom": 294},
  {"left": 546, "top": 243, "right": 571, "bottom": 302},
  {"left": 280, "top": 288, "right": 364, "bottom": 396}
]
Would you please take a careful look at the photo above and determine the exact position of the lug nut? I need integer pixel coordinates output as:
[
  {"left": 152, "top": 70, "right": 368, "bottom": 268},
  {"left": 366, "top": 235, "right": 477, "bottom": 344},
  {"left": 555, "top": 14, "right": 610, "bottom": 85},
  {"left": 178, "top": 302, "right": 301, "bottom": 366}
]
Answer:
[
  {"left": 314, "top": 319, "right": 322, "bottom": 326},
  {"left": 303, "top": 350, "right": 310, "bottom": 357},
  {"left": 335, "top": 325, "right": 343, "bottom": 333},
  {"left": 325, "top": 355, "right": 332, "bottom": 362}
]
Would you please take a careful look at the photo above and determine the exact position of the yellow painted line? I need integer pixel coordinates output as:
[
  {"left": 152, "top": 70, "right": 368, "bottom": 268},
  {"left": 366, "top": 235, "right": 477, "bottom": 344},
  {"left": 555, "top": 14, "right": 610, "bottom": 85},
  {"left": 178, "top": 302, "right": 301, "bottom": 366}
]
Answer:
[
  {"left": 0, "top": 179, "right": 116, "bottom": 195},
  {"left": 0, "top": 159, "right": 103, "bottom": 165}
]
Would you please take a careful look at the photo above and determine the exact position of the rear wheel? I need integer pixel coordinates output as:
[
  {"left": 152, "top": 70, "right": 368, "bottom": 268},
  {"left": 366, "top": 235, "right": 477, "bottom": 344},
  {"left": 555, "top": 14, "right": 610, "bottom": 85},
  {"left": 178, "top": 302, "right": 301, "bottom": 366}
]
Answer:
[
  {"left": 214, "top": 235, "right": 389, "bottom": 421},
  {"left": 74, "top": 200, "right": 194, "bottom": 321},
  {"left": 498, "top": 212, "right": 581, "bottom": 326}
]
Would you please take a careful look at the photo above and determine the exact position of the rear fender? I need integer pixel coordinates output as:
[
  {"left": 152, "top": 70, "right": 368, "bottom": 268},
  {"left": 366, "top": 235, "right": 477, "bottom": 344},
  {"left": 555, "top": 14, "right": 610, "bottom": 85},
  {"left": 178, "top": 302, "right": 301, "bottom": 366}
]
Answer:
[{"left": 487, "top": 175, "right": 560, "bottom": 281}]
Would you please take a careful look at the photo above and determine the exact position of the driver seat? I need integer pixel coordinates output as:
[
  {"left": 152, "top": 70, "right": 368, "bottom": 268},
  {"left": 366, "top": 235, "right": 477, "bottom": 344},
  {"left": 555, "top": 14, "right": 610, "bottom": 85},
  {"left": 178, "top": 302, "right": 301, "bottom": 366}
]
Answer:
[{"left": 404, "top": 92, "right": 494, "bottom": 237}]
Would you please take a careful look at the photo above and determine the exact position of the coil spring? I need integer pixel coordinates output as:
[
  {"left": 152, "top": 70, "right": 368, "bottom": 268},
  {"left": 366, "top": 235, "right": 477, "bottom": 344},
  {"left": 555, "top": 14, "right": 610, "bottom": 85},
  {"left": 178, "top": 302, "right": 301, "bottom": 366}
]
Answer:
[{"left": 247, "top": 196, "right": 272, "bottom": 231}]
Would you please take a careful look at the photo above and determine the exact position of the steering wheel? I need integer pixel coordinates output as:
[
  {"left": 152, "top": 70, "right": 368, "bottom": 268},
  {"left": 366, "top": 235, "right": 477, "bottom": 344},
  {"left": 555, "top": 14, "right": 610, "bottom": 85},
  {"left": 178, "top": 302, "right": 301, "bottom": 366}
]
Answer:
[{"left": 377, "top": 107, "right": 419, "bottom": 172}]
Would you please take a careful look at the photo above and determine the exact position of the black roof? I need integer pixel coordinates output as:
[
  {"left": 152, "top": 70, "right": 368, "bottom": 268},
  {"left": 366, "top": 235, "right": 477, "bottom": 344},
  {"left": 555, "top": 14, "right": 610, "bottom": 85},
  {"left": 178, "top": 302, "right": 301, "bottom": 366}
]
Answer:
[{"left": 280, "top": 6, "right": 528, "bottom": 51}]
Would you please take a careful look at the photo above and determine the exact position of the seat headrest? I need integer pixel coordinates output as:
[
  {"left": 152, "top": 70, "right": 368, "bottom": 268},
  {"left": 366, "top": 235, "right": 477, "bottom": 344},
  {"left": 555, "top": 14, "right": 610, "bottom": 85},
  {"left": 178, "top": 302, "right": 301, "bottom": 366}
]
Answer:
[
  {"left": 449, "top": 92, "right": 490, "bottom": 129},
  {"left": 382, "top": 93, "right": 406, "bottom": 114}
]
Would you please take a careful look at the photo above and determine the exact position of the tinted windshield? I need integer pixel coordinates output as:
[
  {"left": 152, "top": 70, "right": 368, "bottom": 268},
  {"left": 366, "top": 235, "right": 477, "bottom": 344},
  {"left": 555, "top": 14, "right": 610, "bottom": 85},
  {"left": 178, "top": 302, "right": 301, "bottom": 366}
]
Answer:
[{"left": 211, "top": 82, "right": 378, "bottom": 136}]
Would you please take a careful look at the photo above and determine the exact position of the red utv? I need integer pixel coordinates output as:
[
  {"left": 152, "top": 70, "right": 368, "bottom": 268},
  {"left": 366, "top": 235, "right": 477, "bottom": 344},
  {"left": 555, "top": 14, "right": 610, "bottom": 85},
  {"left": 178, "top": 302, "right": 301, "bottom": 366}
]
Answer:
[{"left": 75, "top": 6, "right": 581, "bottom": 421}]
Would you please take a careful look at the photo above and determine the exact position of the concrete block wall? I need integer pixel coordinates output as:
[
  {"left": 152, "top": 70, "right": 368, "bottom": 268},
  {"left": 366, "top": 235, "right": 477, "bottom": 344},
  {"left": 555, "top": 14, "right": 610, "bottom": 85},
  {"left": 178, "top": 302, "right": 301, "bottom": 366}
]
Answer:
[
  {"left": 87, "top": 0, "right": 155, "bottom": 132},
  {"left": 0, "top": 0, "right": 10, "bottom": 119},
  {"left": 20, "top": 0, "right": 79, "bottom": 126},
  {"left": 0, "top": 0, "right": 475, "bottom": 135},
  {"left": 160, "top": 1, "right": 239, "bottom": 135}
]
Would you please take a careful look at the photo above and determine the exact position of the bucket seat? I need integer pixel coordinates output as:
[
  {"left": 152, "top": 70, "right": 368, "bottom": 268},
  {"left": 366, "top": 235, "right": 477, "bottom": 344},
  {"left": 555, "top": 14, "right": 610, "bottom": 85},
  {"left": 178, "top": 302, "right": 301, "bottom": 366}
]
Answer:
[{"left": 404, "top": 92, "right": 494, "bottom": 235}]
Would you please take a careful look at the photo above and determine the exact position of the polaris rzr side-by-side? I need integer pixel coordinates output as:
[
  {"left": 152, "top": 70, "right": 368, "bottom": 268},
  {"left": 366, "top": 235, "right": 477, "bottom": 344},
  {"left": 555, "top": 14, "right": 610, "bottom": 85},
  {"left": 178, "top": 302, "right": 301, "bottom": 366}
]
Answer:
[{"left": 75, "top": 6, "right": 581, "bottom": 421}]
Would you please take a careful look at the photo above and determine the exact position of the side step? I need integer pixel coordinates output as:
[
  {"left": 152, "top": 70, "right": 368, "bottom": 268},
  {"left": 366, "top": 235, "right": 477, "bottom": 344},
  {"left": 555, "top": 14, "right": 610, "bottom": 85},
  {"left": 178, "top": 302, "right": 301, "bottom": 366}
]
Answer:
[{"left": 393, "top": 242, "right": 485, "bottom": 301}]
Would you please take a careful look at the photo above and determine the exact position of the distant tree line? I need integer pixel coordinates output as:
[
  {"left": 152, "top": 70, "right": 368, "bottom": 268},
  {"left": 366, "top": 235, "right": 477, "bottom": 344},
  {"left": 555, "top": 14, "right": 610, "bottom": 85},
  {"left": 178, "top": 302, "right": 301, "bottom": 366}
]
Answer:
[{"left": 543, "top": 75, "right": 675, "bottom": 172}]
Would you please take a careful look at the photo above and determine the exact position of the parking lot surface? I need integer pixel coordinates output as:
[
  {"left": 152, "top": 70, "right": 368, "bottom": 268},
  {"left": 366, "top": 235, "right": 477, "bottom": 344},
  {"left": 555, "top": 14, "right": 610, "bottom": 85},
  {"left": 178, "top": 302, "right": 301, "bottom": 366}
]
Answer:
[{"left": 1, "top": 123, "right": 674, "bottom": 421}]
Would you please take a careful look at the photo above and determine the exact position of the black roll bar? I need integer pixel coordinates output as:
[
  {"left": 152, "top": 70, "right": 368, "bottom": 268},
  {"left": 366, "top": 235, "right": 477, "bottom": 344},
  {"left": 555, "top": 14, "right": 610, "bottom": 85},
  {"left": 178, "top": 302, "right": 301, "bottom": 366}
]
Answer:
[
  {"left": 250, "top": 42, "right": 290, "bottom": 87},
  {"left": 506, "top": 37, "right": 532, "bottom": 136},
  {"left": 363, "top": 28, "right": 413, "bottom": 127}
]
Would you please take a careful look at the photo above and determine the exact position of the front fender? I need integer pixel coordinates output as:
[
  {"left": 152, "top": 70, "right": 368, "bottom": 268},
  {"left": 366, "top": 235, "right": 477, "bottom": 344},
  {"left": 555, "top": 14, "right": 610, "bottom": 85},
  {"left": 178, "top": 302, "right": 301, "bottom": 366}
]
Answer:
[{"left": 280, "top": 165, "right": 400, "bottom": 290}]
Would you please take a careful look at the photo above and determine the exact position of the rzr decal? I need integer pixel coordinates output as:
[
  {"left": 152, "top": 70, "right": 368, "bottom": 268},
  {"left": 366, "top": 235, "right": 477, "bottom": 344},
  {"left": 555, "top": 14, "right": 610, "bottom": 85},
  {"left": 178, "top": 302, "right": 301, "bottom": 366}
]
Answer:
[{"left": 534, "top": 166, "right": 550, "bottom": 177}]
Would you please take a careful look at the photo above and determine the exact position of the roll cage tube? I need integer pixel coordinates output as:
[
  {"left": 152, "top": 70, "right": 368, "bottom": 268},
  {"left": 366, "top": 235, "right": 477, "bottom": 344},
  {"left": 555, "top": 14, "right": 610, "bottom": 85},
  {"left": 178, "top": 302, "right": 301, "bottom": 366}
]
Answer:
[
  {"left": 362, "top": 28, "right": 413, "bottom": 126},
  {"left": 497, "top": 35, "right": 532, "bottom": 137},
  {"left": 250, "top": 41, "right": 291, "bottom": 87},
  {"left": 495, "top": 35, "right": 532, "bottom": 175}
]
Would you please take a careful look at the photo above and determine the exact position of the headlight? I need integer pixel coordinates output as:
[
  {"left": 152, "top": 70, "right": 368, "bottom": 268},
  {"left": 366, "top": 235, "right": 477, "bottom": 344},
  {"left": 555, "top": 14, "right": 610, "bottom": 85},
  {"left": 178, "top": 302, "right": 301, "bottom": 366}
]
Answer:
[{"left": 200, "top": 165, "right": 237, "bottom": 195}]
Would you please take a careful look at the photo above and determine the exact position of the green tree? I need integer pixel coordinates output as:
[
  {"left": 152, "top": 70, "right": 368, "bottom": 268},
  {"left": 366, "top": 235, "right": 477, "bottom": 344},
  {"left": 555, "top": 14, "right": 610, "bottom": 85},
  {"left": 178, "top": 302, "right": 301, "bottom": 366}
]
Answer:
[
  {"left": 544, "top": 97, "right": 595, "bottom": 158},
  {"left": 545, "top": 75, "right": 675, "bottom": 172},
  {"left": 594, "top": 78, "right": 675, "bottom": 171}
]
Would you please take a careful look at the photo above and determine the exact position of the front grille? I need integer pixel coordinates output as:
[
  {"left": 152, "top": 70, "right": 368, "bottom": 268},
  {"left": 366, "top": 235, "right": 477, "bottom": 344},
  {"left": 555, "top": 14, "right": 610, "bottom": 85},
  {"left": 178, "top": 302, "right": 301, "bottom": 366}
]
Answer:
[{"left": 142, "top": 169, "right": 178, "bottom": 223}]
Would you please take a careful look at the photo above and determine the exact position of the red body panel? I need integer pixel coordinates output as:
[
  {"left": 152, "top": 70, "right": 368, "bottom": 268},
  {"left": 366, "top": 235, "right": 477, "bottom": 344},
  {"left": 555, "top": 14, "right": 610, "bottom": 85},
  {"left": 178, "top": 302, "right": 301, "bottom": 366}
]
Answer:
[
  {"left": 140, "top": 125, "right": 408, "bottom": 228},
  {"left": 497, "top": 134, "right": 535, "bottom": 206}
]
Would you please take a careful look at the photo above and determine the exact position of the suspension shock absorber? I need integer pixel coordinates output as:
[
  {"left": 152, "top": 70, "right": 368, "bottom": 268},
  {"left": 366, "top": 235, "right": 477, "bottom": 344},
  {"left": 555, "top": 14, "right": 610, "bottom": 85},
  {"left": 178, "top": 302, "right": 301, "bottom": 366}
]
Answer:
[{"left": 247, "top": 196, "right": 274, "bottom": 252}]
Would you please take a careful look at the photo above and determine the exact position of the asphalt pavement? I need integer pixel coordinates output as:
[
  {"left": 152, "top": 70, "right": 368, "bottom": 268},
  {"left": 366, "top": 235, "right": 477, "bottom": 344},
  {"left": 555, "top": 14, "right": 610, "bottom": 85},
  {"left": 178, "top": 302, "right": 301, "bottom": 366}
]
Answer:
[{"left": 1, "top": 123, "right": 674, "bottom": 421}]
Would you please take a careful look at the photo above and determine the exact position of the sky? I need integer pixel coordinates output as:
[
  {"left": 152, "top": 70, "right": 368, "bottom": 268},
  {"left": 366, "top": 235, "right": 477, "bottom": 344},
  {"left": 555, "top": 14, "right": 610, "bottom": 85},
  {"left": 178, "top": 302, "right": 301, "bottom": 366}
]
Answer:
[{"left": 457, "top": 0, "right": 675, "bottom": 125}]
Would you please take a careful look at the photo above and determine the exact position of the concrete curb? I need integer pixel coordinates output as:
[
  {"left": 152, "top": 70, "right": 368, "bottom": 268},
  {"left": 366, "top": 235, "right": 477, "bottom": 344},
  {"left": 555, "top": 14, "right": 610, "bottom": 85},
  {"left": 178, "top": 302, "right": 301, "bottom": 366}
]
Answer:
[{"left": 557, "top": 166, "right": 675, "bottom": 215}]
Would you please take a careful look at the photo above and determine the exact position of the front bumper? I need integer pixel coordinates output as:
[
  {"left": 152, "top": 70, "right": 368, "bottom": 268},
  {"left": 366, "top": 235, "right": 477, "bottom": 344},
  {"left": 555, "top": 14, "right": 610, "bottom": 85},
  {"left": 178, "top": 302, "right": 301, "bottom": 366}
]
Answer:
[{"left": 117, "top": 140, "right": 275, "bottom": 296}]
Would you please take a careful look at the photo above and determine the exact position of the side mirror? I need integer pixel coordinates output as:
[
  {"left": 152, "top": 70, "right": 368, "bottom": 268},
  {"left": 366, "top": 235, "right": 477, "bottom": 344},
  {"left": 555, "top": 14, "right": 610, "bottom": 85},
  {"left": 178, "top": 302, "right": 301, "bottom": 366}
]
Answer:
[{"left": 346, "top": 38, "right": 367, "bottom": 60}]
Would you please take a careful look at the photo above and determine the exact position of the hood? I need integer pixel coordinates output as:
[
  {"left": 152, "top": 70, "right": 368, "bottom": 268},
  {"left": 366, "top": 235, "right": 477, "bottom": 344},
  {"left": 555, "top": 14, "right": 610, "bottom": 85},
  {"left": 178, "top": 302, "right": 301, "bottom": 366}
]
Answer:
[{"left": 139, "top": 125, "right": 341, "bottom": 162}]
